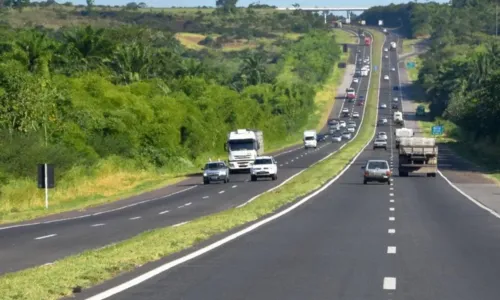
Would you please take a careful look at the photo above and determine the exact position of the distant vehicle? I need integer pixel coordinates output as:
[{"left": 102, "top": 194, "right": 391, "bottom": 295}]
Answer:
[
  {"left": 384, "top": 48, "right": 388, "bottom": 52},
  {"left": 416, "top": 104, "right": 426, "bottom": 116},
  {"left": 364, "top": 37, "right": 371, "bottom": 46},
  {"left": 392, "top": 103, "right": 398, "bottom": 109},
  {"left": 348, "top": 120, "right": 357, "bottom": 127},
  {"left": 225, "top": 129, "right": 263, "bottom": 171},
  {"left": 352, "top": 111, "right": 360, "bottom": 118},
  {"left": 390, "top": 41, "right": 397, "bottom": 50},
  {"left": 250, "top": 156, "right": 278, "bottom": 181},
  {"left": 393, "top": 111, "right": 404, "bottom": 126},
  {"left": 358, "top": 100, "right": 364, "bottom": 106},
  {"left": 393, "top": 97, "right": 399, "bottom": 102},
  {"left": 393, "top": 86, "right": 399, "bottom": 91},
  {"left": 398, "top": 137, "right": 438, "bottom": 177},
  {"left": 361, "top": 69, "right": 369, "bottom": 77},
  {"left": 378, "top": 118, "right": 388, "bottom": 126},
  {"left": 373, "top": 138, "right": 388, "bottom": 150},
  {"left": 346, "top": 87, "right": 356, "bottom": 99},
  {"left": 342, "top": 131, "right": 352, "bottom": 140},
  {"left": 357, "top": 49, "right": 361, "bottom": 53},
  {"left": 353, "top": 78, "right": 359, "bottom": 83},
  {"left": 384, "top": 75, "right": 390, "bottom": 80},
  {"left": 332, "top": 133, "right": 342, "bottom": 142},
  {"left": 391, "top": 67, "right": 396, "bottom": 71},
  {"left": 339, "top": 120, "right": 347, "bottom": 128},
  {"left": 342, "top": 108, "right": 350, "bottom": 114},
  {"left": 347, "top": 124, "right": 356, "bottom": 133},
  {"left": 377, "top": 132, "right": 388, "bottom": 141},
  {"left": 202, "top": 161, "right": 230, "bottom": 184},
  {"left": 362, "top": 160, "right": 391, "bottom": 185},
  {"left": 317, "top": 134, "right": 328, "bottom": 142},
  {"left": 383, "top": 28, "right": 388, "bottom": 33},
  {"left": 380, "top": 103, "right": 387, "bottom": 109},
  {"left": 328, "top": 118, "right": 339, "bottom": 126},
  {"left": 384, "top": 55, "right": 389, "bottom": 59},
  {"left": 303, "top": 130, "right": 318, "bottom": 149}
]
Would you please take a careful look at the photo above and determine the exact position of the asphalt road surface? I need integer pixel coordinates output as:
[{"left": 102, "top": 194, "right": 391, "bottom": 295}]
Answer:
[
  {"left": 0, "top": 31, "right": 372, "bottom": 275},
  {"left": 83, "top": 31, "right": 500, "bottom": 300}
]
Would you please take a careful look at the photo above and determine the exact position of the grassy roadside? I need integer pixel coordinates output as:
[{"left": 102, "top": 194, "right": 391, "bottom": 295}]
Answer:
[
  {"left": 0, "top": 30, "right": 356, "bottom": 226},
  {"left": 0, "top": 29, "right": 383, "bottom": 300}
]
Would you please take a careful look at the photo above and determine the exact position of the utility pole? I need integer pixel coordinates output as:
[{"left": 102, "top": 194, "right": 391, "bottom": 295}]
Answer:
[{"left": 496, "top": 2, "right": 498, "bottom": 36}]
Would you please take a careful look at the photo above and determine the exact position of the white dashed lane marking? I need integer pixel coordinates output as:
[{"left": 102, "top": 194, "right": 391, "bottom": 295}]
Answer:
[
  {"left": 159, "top": 210, "right": 169, "bottom": 215},
  {"left": 388, "top": 228, "right": 396, "bottom": 234},
  {"left": 389, "top": 207, "right": 395, "bottom": 211},
  {"left": 91, "top": 223, "right": 105, "bottom": 227},
  {"left": 383, "top": 277, "right": 397, "bottom": 290},
  {"left": 387, "top": 246, "right": 397, "bottom": 254},
  {"left": 232, "top": 185, "right": 237, "bottom": 188},
  {"left": 34, "top": 234, "right": 57, "bottom": 240},
  {"left": 129, "top": 216, "right": 141, "bottom": 220},
  {"left": 390, "top": 193, "right": 394, "bottom": 196},
  {"left": 219, "top": 190, "right": 225, "bottom": 194},
  {"left": 202, "top": 196, "right": 209, "bottom": 199},
  {"left": 389, "top": 217, "right": 395, "bottom": 221}
]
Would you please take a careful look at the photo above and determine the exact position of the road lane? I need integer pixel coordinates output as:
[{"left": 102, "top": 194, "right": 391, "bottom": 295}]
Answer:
[
  {"left": 76, "top": 30, "right": 390, "bottom": 300},
  {"left": 0, "top": 30, "right": 372, "bottom": 275}
]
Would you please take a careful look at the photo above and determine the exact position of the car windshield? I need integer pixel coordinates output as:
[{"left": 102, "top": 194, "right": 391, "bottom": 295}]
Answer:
[
  {"left": 375, "top": 139, "right": 385, "bottom": 143},
  {"left": 254, "top": 158, "right": 272, "bottom": 165},
  {"left": 367, "top": 161, "right": 389, "bottom": 169},
  {"left": 228, "top": 139, "right": 255, "bottom": 151},
  {"left": 205, "top": 163, "right": 225, "bottom": 170},
  {"left": 379, "top": 132, "right": 387, "bottom": 136},
  {"left": 305, "top": 136, "right": 315, "bottom": 141}
]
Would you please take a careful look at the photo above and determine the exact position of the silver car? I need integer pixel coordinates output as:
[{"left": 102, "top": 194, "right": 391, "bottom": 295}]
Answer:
[
  {"left": 373, "top": 138, "right": 387, "bottom": 150},
  {"left": 332, "top": 134, "right": 342, "bottom": 142},
  {"left": 362, "top": 160, "right": 391, "bottom": 185},
  {"left": 202, "top": 161, "right": 230, "bottom": 184}
]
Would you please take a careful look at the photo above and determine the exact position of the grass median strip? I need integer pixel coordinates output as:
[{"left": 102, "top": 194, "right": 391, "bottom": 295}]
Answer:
[{"left": 0, "top": 29, "right": 383, "bottom": 300}]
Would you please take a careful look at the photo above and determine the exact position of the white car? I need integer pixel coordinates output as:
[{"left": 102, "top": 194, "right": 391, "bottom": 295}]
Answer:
[
  {"left": 342, "top": 108, "right": 349, "bottom": 114},
  {"left": 391, "top": 67, "right": 396, "bottom": 71},
  {"left": 384, "top": 48, "right": 388, "bottom": 52},
  {"left": 347, "top": 124, "right": 356, "bottom": 133},
  {"left": 250, "top": 156, "right": 278, "bottom": 181},
  {"left": 339, "top": 120, "right": 347, "bottom": 128},
  {"left": 352, "top": 111, "right": 360, "bottom": 118},
  {"left": 393, "top": 97, "right": 399, "bottom": 102},
  {"left": 332, "top": 134, "right": 342, "bottom": 142},
  {"left": 363, "top": 65, "right": 370, "bottom": 71},
  {"left": 383, "top": 28, "right": 387, "bottom": 33},
  {"left": 378, "top": 118, "right": 388, "bottom": 125},
  {"left": 353, "top": 78, "right": 359, "bottom": 83},
  {"left": 380, "top": 103, "right": 387, "bottom": 109},
  {"left": 384, "top": 75, "right": 390, "bottom": 80},
  {"left": 384, "top": 55, "right": 389, "bottom": 59},
  {"left": 377, "top": 132, "right": 388, "bottom": 141},
  {"left": 342, "top": 131, "right": 352, "bottom": 140},
  {"left": 364, "top": 59, "right": 370, "bottom": 64}
]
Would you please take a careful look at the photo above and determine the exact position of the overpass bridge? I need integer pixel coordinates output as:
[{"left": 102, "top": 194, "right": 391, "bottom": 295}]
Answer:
[{"left": 276, "top": 6, "right": 370, "bottom": 24}]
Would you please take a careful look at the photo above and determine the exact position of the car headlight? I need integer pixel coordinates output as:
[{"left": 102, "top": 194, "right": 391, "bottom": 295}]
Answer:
[
  {"left": 203, "top": 172, "right": 207, "bottom": 176},
  {"left": 219, "top": 171, "right": 226, "bottom": 176}
]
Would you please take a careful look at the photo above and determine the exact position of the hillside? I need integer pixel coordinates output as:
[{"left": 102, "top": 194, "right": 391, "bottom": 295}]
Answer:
[{"left": 0, "top": 4, "right": 355, "bottom": 221}]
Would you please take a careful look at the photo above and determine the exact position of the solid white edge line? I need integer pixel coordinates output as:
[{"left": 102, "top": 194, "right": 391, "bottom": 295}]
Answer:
[
  {"left": 85, "top": 32, "right": 383, "bottom": 300},
  {"left": 437, "top": 170, "right": 500, "bottom": 219},
  {"left": 34, "top": 234, "right": 57, "bottom": 240},
  {"left": 383, "top": 277, "right": 397, "bottom": 290},
  {"left": 0, "top": 185, "right": 198, "bottom": 231},
  {"left": 172, "top": 221, "right": 189, "bottom": 227},
  {"left": 129, "top": 217, "right": 141, "bottom": 220},
  {"left": 185, "top": 202, "right": 192, "bottom": 206}
]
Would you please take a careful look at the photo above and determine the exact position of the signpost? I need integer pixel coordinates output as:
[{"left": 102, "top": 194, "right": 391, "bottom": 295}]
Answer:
[
  {"left": 374, "top": 65, "right": 378, "bottom": 71},
  {"left": 406, "top": 61, "right": 416, "bottom": 69},
  {"left": 38, "top": 164, "right": 55, "bottom": 209},
  {"left": 431, "top": 125, "right": 444, "bottom": 136},
  {"left": 378, "top": 20, "right": 384, "bottom": 26}
]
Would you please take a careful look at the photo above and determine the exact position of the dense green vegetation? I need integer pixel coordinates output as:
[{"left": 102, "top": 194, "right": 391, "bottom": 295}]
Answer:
[
  {"left": 0, "top": 3, "right": 348, "bottom": 217},
  {"left": 359, "top": 0, "right": 500, "bottom": 171}
]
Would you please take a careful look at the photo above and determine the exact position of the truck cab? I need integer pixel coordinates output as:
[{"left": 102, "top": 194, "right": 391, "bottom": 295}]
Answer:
[
  {"left": 393, "top": 111, "right": 404, "bottom": 126},
  {"left": 225, "top": 129, "right": 264, "bottom": 171},
  {"left": 416, "top": 104, "right": 426, "bottom": 116},
  {"left": 346, "top": 87, "right": 356, "bottom": 99},
  {"left": 303, "top": 130, "right": 318, "bottom": 149}
]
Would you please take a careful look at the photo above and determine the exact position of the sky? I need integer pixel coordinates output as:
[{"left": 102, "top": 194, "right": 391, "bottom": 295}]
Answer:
[{"left": 72, "top": 0, "right": 449, "bottom": 8}]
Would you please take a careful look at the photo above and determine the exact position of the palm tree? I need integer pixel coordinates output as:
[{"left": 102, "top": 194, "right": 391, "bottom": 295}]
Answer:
[
  {"left": 240, "top": 52, "right": 268, "bottom": 85},
  {"left": 62, "top": 25, "right": 114, "bottom": 67},
  {"left": 110, "top": 42, "right": 153, "bottom": 84}
]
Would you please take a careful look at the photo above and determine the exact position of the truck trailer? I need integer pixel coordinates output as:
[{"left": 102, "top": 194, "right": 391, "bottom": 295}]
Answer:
[
  {"left": 394, "top": 128, "right": 414, "bottom": 148},
  {"left": 398, "top": 137, "right": 438, "bottom": 177}
]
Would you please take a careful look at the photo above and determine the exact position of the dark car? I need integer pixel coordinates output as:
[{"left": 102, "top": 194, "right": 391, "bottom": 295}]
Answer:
[
  {"left": 392, "top": 103, "right": 398, "bottom": 109},
  {"left": 317, "top": 134, "right": 328, "bottom": 142},
  {"left": 202, "top": 161, "right": 230, "bottom": 184},
  {"left": 393, "top": 86, "right": 399, "bottom": 91}
]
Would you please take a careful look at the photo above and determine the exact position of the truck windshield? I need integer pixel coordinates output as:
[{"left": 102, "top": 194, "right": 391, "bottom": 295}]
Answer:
[
  {"left": 228, "top": 139, "right": 255, "bottom": 151},
  {"left": 304, "top": 136, "right": 315, "bottom": 141},
  {"left": 254, "top": 159, "right": 272, "bottom": 165}
]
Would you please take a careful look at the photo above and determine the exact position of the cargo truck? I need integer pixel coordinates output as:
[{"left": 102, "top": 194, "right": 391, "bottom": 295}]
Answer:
[
  {"left": 303, "top": 130, "right": 318, "bottom": 149},
  {"left": 390, "top": 41, "right": 397, "bottom": 50},
  {"left": 393, "top": 111, "right": 404, "bottom": 126},
  {"left": 394, "top": 128, "right": 414, "bottom": 148},
  {"left": 346, "top": 87, "right": 356, "bottom": 99},
  {"left": 398, "top": 137, "right": 438, "bottom": 177},
  {"left": 364, "top": 37, "right": 371, "bottom": 46},
  {"left": 225, "top": 129, "right": 264, "bottom": 171}
]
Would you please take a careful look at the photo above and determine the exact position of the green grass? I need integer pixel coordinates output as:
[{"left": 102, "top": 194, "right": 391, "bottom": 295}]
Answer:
[
  {"left": 402, "top": 38, "right": 423, "bottom": 54},
  {"left": 405, "top": 56, "right": 422, "bottom": 81},
  {"left": 0, "top": 29, "right": 384, "bottom": 300}
]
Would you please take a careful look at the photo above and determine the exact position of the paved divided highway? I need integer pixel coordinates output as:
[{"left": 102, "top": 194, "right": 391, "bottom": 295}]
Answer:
[
  {"left": 0, "top": 31, "right": 371, "bottom": 274},
  {"left": 82, "top": 31, "right": 500, "bottom": 300}
]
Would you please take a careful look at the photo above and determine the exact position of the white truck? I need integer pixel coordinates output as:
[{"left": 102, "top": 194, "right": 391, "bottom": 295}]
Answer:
[
  {"left": 398, "top": 137, "right": 438, "bottom": 177},
  {"left": 225, "top": 129, "right": 264, "bottom": 171},
  {"left": 390, "top": 41, "right": 397, "bottom": 50},
  {"left": 394, "top": 128, "right": 414, "bottom": 148},
  {"left": 360, "top": 68, "right": 369, "bottom": 77},
  {"left": 393, "top": 111, "right": 404, "bottom": 126},
  {"left": 303, "top": 130, "right": 317, "bottom": 149}
]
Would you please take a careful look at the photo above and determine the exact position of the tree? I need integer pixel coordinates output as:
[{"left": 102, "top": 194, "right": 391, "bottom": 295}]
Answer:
[{"left": 215, "top": 0, "right": 237, "bottom": 14}]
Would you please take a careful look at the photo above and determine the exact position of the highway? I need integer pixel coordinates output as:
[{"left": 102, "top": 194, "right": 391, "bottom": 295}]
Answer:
[
  {"left": 0, "top": 31, "right": 372, "bottom": 275},
  {"left": 80, "top": 31, "right": 500, "bottom": 300}
]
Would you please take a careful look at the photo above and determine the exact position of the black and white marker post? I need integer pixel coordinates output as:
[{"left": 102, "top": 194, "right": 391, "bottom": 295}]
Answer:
[{"left": 38, "top": 164, "right": 55, "bottom": 209}]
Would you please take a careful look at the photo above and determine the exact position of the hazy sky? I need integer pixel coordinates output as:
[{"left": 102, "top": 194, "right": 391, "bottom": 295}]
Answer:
[{"left": 73, "top": 0, "right": 449, "bottom": 8}]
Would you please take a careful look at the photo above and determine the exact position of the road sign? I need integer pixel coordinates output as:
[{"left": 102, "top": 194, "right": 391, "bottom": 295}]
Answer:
[
  {"left": 406, "top": 61, "right": 416, "bottom": 69},
  {"left": 378, "top": 20, "right": 383, "bottom": 26},
  {"left": 373, "top": 65, "right": 378, "bottom": 71},
  {"left": 431, "top": 125, "right": 444, "bottom": 135}
]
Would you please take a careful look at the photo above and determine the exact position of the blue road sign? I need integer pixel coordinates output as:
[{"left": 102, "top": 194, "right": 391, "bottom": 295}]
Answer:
[
  {"left": 431, "top": 125, "right": 444, "bottom": 135},
  {"left": 406, "top": 62, "right": 416, "bottom": 69},
  {"left": 373, "top": 65, "right": 378, "bottom": 71}
]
